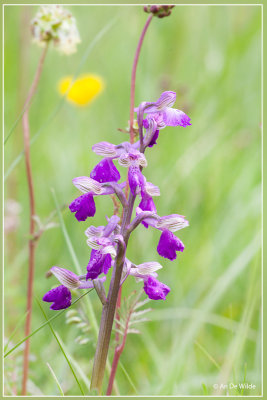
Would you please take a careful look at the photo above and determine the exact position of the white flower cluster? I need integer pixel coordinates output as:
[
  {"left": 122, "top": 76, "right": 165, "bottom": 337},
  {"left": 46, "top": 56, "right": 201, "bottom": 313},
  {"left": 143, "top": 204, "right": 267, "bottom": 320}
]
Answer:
[{"left": 31, "top": 5, "right": 81, "bottom": 55}]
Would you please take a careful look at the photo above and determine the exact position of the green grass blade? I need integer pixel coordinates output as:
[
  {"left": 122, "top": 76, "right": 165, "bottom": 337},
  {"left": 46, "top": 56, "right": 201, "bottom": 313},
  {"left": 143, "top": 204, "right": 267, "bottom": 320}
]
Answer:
[
  {"left": 55, "top": 336, "right": 91, "bottom": 393},
  {"left": 36, "top": 298, "right": 85, "bottom": 395},
  {"left": 4, "top": 310, "right": 29, "bottom": 353},
  {"left": 119, "top": 360, "right": 138, "bottom": 394},
  {"left": 46, "top": 362, "right": 64, "bottom": 396},
  {"left": 4, "top": 289, "right": 92, "bottom": 358},
  {"left": 159, "top": 234, "right": 261, "bottom": 394},
  {"left": 194, "top": 340, "right": 221, "bottom": 371}
]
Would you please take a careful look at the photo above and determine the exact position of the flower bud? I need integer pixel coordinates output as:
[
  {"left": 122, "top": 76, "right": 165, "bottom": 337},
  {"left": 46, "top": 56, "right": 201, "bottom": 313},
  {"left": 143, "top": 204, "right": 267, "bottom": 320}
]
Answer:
[{"left": 144, "top": 4, "right": 175, "bottom": 19}]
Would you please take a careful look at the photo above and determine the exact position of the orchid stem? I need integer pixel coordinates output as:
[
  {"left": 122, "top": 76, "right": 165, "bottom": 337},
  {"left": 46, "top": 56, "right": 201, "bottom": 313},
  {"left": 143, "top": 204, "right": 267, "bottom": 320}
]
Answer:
[{"left": 21, "top": 45, "right": 48, "bottom": 396}]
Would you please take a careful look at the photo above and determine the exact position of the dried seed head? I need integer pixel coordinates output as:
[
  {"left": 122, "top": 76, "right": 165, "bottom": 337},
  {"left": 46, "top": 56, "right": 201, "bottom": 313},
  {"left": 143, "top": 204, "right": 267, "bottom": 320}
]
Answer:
[{"left": 31, "top": 5, "right": 80, "bottom": 54}]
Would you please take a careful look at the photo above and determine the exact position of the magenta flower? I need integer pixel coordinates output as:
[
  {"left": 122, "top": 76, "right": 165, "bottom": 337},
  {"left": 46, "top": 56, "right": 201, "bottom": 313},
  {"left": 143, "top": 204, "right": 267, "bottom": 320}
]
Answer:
[
  {"left": 143, "top": 275, "right": 170, "bottom": 300},
  {"left": 43, "top": 266, "right": 105, "bottom": 310},
  {"left": 43, "top": 285, "right": 72, "bottom": 310},
  {"left": 69, "top": 193, "right": 96, "bottom": 222},
  {"left": 143, "top": 119, "right": 159, "bottom": 147},
  {"left": 69, "top": 176, "right": 125, "bottom": 222},
  {"left": 86, "top": 250, "right": 112, "bottom": 280},
  {"left": 128, "top": 165, "right": 145, "bottom": 195},
  {"left": 139, "top": 193, "right": 157, "bottom": 228},
  {"left": 144, "top": 91, "right": 191, "bottom": 129},
  {"left": 157, "top": 229, "right": 184, "bottom": 260},
  {"left": 90, "top": 158, "right": 120, "bottom": 183}
]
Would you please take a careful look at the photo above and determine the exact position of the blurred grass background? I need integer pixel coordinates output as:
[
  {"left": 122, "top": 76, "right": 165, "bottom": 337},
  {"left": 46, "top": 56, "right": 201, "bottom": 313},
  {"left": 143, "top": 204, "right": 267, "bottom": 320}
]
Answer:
[{"left": 4, "top": 5, "right": 261, "bottom": 396}]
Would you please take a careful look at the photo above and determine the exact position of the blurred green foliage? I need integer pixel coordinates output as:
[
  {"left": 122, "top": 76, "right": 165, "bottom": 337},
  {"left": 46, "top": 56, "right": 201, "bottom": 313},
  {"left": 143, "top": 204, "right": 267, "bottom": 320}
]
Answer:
[{"left": 4, "top": 5, "right": 261, "bottom": 396}]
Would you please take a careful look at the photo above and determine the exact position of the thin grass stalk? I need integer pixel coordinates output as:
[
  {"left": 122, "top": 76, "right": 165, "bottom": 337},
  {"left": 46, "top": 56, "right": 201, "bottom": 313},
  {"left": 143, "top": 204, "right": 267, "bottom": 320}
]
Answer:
[
  {"left": 106, "top": 300, "right": 131, "bottom": 395},
  {"left": 21, "top": 45, "right": 48, "bottom": 396}
]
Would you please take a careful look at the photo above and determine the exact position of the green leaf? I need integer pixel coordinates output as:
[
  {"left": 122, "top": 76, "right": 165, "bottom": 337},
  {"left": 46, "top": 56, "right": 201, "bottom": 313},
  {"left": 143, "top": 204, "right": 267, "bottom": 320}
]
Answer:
[
  {"left": 46, "top": 362, "right": 64, "bottom": 396},
  {"left": 4, "top": 310, "right": 29, "bottom": 353}
]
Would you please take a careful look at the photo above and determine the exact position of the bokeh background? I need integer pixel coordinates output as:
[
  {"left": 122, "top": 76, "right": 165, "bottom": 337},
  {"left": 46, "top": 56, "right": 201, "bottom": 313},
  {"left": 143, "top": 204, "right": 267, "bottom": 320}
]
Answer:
[{"left": 4, "top": 5, "right": 262, "bottom": 396}]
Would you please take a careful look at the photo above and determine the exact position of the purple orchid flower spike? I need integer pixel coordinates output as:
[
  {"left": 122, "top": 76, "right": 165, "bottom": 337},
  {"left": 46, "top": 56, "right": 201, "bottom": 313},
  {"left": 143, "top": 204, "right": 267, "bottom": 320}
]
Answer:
[
  {"left": 143, "top": 91, "right": 191, "bottom": 129},
  {"left": 43, "top": 266, "right": 106, "bottom": 310}
]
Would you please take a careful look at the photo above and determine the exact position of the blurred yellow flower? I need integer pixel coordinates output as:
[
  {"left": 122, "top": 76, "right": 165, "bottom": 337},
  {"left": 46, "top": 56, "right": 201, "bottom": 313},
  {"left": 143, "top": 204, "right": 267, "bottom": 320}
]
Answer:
[{"left": 58, "top": 74, "right": 104, "bottom": 106}]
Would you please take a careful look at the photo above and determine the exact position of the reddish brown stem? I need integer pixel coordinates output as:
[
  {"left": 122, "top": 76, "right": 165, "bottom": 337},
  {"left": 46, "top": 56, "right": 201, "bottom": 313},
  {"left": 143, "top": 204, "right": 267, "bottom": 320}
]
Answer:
[
  {"left": 21, "top": 45, "right": 48, "bottom": 396},
  {"left": 129, "top": 14, "right": 153, "bottom": 144},
  {"left": 106, "top": 305, "right": 130, "bottom": 395}
]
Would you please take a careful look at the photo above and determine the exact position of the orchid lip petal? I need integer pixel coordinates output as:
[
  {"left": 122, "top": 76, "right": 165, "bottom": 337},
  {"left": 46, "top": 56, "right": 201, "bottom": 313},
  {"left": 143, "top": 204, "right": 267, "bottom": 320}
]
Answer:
[{"left": 163, "top": 107, "right": 191, "bottom": 127}]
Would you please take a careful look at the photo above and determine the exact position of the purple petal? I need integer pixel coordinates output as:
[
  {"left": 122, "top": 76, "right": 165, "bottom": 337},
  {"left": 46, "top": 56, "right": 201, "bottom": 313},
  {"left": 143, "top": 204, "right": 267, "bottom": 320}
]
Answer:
[
  {"left": 143, "top": 276, "right": 170, "bottom": 300},
  {"left": 145, "top": 91, "right": 176, "bottom": 113},
  {"left": 92, "top": 141, "right": 118, "bottom": 158},
  {"left": 90, "top": 158, "right": 120, "bottom": 183},
  {"left": 128, "top": 165, "right": 145, "bottom": 195},
  {"left": 86, "top": 250, "right": 112, "bottom": 280},
  {"left": 145, "top": 112, "right": 165, "bottom": 129},
  {"left": 136, "top": 206, "right": 158, "bottom": 229},
  {"left": 50, "top": 266, "right": 80, "bottom": 289},
  {"left": 157, "top": 230, "right": 184, "bottom": 261},
  {"left": 148, "top": 129, "right": 159, "bottom": 147},
  {"left": 139, "top": 193, "right": 157, "bottom": 228},
  {"left": 102, "top": 253, "right": 112, "bottom": 274},
  {"left": 69, "top": 193, "right": 96, "bottom": 222},
  {"left": 163, "top": 108, "right": 191, "bottom": 127},
  {"left": 43, "top": 285, "right": 72, "bottom": 310}
]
